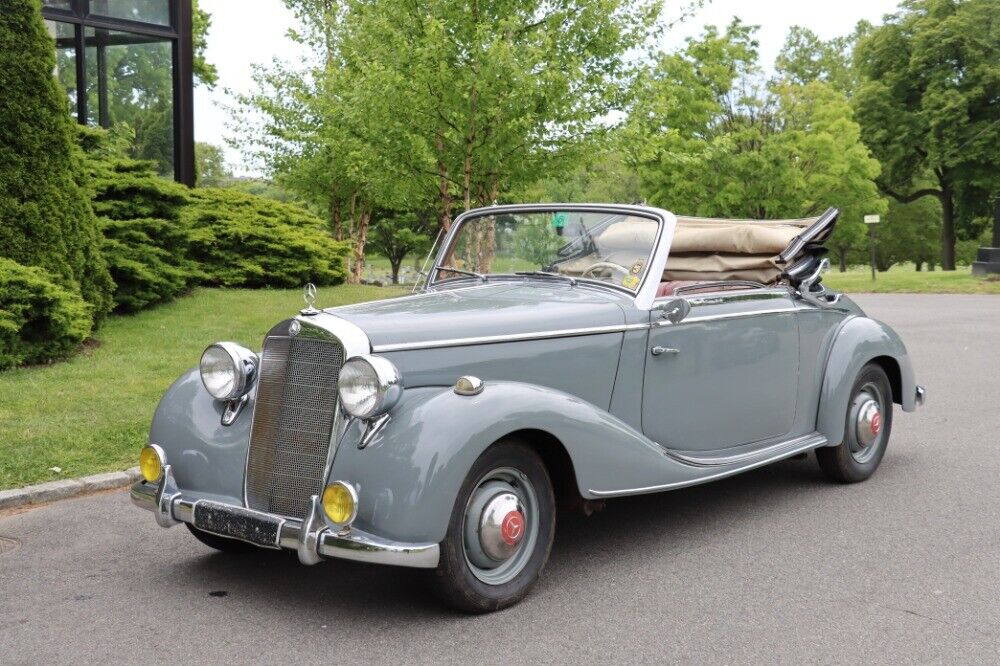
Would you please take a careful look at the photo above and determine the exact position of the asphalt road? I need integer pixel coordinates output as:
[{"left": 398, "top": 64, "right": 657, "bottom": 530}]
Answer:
[{"left": 1, "top": 294, "right": 998, "bottom": 664}]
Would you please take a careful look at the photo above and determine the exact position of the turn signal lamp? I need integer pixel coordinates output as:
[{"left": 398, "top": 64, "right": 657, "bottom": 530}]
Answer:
[
  {"left": 322, "top": 481, "right": 358, "bottom": 527},
  {"left": 139, "top": 445, "right": 165, "bottom": 483}
]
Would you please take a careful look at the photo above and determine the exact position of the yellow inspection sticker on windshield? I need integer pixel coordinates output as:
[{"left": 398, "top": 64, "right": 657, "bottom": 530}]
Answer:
[{"left": 622, "top": 275, "right": 639, "bottom": 289}]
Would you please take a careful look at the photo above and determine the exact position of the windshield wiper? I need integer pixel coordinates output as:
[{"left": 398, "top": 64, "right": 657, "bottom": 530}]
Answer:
[
  {"left": 514, "top": 271, "right": 577, "bottom": 286},
  {"left": 435, "top": 266, "right": 488, "bottom": 282}
]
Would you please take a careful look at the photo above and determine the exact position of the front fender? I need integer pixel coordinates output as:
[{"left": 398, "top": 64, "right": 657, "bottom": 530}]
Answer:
[
  {"left": 330, "top": 381, "right": 721, "bottom": 544},
  {"left": 148, "top": 367, "right": 251, "bottom": 504},
  {"left": 816, "top": 316, "right": 917, "bottom": 445}
]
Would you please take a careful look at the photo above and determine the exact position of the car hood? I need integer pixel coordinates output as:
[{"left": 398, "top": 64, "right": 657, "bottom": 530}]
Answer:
[{"left": 326, "top": 282, "right": 628, "bottom": 350}]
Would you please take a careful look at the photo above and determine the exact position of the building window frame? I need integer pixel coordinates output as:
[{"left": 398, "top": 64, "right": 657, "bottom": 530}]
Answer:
[{"left": 42, "top": 0, "right": 194, "bottom": 185}]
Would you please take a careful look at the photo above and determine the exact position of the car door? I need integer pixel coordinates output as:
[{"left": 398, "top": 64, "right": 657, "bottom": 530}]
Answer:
[{"left": 641, "top": 288, "right": 800, "bottom": 452}]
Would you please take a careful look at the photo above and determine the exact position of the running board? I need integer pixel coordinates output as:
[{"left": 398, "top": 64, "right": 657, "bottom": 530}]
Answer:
[
  {"left": 662, "top": 432, "right": 828, "bottom": 468},
  {"left": 589, "top": 432, "right": 828, "bottom": 498}
]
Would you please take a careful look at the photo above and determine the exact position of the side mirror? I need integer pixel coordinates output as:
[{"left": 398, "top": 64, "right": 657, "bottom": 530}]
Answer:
[{"left": 654, "top": 298, "right": 691, "bottom": 324}]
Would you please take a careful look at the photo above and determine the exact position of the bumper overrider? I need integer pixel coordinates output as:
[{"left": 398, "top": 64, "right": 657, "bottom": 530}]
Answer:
[{"left": 131, "top": 463, "right": 439, "bottom": 569}]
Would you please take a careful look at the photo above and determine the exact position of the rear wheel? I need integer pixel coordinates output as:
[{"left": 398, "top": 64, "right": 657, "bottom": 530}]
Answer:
[
  {"left": 816, "top": 363, "right": 893, "bottom": 483},
  {"left": 435, "top": 440, "right": 555, "bottom": 613},
  {"left": 186, "top": 523, "right": 260, "bottom": 553}
]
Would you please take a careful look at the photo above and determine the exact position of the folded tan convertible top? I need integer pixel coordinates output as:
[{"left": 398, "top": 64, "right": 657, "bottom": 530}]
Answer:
[{"left": 663, "top": 210, "right": 837, "bottom": 284}]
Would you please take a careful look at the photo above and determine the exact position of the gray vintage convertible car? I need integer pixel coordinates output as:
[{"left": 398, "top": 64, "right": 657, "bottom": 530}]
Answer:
[{"left": 132, "top": 203, "right": 925, "bottom": 612}]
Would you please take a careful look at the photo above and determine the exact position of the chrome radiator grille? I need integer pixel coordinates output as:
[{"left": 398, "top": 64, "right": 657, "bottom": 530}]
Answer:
[{"left": 245, "top": 334, "right": 344, "bottom": 518}]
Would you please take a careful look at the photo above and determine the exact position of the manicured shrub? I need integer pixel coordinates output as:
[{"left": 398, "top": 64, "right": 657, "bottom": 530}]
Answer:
[
  {"left": 184, "top": 188, "right": 349, "bottom": 288},
  {"left": 0, "top": 258, "right": 92, "bottom": 370},
  {"left": 0, "top": 0, "right": 114, "bottom": 326},
  {"left": 78, "top": 126, "right": 201, "bottom": 312}
]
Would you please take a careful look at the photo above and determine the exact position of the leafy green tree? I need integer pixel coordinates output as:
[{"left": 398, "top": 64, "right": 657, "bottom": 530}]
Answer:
[
  {"left": 236, "top": 0, "right": 661, "bottom": 281},
  {"left": 519, "top": 141, "right": 643, "bottom": 204},
  {"left": 775, "top": 24, "right": 872, "bottom": 96},
  {"left": 195, "top": 142, "right": 232, "bottom": 187},
  {"left": 852, "top": 0, "right": 1000, "bottom": 270},
  {"left": 232, "top": 1, "right": 418, "bottom": 284},
  {"left": 337, "top": 0, "right": 659, "bottom": 231},
  {"left": 192, "top": 0, "right": 219, "bottom": 88},
  {"left": 875, "top": 194, "right": 942, "bottom": 272},
  {"left": 627, "top": 20, "right": 886, "bottom": 250},
  {"left": 367, "top": 211, "right": 432, "bottom": 284},
  {"left": 0, "top": 0, "right": 114, "bottom": 330}
]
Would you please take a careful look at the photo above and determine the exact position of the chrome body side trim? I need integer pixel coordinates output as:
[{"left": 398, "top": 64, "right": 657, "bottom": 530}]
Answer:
[
  {"left": 369, "top": 305, "right": 809, "bottom": 352},
  {"left": 666, "top": 307, "right": 800, "bottom": 326},
  {"left": 130, "top": 481, "right": 440, "bottom": 569},
  {"left": 588, "top": 433, "right": 828, "bottom": 497},
  {"left": 915, "top": 385, "right": 927, "bottom": 407},
  {"left": 371, "top": 323, "right": 649, "bottom": 353}
]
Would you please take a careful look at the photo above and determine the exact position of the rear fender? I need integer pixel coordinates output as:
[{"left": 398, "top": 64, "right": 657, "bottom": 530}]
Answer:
[{"left": 816, "top": 316, "right": 917, "bottom": 445}]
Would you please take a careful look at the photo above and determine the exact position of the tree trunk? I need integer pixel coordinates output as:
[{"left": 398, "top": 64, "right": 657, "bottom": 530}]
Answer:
[
  {"left": 940, "top": 186, "right": 956, "bottom": 270},
  {"left": 390, "top": 257, "right": 402, "bottom": 284},
  {"left": 436, "top": 131, "right": 453, "bottom": 235},
  {"left": 329, "top": 198, "right": 343, "bottom": 241},
  {"left": 350, "top": 208, "right": 370, "bottom": 285},
  {"left": 915, "top": 261, "right": 923, "bottom": 272},
  {"left": 836, "top": 249, "right": 847, "bottom": 272}
]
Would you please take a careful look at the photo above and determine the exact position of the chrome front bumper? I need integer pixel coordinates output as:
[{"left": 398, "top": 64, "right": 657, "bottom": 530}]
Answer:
[{"left": 130, "top": 466, "right": 439, "bottom": 569}]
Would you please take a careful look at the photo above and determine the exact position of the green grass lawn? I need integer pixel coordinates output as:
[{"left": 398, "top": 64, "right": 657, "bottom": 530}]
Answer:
[
  {"left": 0, "top": 285, "right": 404, "bottom": 491},
  {"left": 823, "top": 265, "right": 1000, "bottom": 294}
]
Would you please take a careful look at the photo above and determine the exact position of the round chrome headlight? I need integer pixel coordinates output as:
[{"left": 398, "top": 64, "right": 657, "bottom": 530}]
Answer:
[
  {"left": 199, "top": 342, "right": 257, "bottom": 401},
  {"left": 338, "top": 355, "right": 402, "bottom": 419}
]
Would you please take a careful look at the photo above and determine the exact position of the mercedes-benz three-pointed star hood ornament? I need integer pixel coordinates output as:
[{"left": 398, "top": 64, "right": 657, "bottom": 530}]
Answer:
[{"left": 300, "top": 282, "right": 319, "bottom": 316}]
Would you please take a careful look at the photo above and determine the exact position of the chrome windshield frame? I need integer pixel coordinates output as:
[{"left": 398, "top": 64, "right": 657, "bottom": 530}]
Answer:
[{"left": 423, "top": 203, "right": 676, "bottom": 310}]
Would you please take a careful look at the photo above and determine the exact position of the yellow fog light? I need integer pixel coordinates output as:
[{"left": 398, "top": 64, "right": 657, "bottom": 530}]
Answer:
[
  {"left": 139, "top": 444, "right": 165, "bottom": 483},
  {"left": 321, "top": 481, "right": 358, "bottom": 526}
]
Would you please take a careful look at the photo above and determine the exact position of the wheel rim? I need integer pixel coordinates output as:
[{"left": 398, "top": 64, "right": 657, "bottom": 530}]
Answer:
[
  {"left": 462, "top": 466, "right": 539, "bottom": 585},
  {"left": 849, "top": 382, "right": 885, "bottom": 463}
]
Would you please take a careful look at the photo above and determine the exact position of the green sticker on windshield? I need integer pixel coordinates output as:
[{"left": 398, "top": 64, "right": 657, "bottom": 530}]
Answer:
[{"left": 551, "top": 212, "right": 568, "bottom": 229}]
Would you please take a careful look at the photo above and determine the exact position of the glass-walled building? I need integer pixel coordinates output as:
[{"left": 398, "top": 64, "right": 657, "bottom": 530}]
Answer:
[{"left": 42, "top": 0, "right": 195, "bottom": 185}]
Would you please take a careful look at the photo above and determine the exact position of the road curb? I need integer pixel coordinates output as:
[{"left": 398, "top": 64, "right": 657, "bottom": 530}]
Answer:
[{"left": 0, "top": 467, "right": 142, "bottom": 511}]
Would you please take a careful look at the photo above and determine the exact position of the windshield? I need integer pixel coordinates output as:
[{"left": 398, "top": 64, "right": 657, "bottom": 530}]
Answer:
[{"left": 433, "top": 210, "right": 661, "bottom": 292}]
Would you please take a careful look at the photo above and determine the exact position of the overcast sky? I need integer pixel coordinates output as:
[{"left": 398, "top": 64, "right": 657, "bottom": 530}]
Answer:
[{"left": 196, "top": 0, "right": 902, "bottom": 175}]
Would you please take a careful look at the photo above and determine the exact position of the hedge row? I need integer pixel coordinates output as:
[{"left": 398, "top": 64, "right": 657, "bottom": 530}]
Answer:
[
  {"left": 0, "top": 125, "right": 348, "bottom": 370},
  {"left": 0, "top": 0, "right": 114, "bottom": 371},
  {"left": 0, "top": 258, "right": 92, "bottom": 368}
]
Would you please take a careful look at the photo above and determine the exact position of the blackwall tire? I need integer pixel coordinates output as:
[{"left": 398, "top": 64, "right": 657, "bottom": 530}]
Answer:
[
  {"left": 816, "top": 363, "right": 893, "bottom": 483},
  {"left": 435, "top": 440, "right": 556, "bottom": 613}
]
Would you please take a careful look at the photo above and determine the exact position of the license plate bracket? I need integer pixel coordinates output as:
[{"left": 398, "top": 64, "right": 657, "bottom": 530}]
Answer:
[{"left": 192, "top": 500, "right": 284, "bottom": 549}]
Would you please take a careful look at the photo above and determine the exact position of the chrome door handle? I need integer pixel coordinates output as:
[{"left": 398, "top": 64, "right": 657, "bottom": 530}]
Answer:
[{"left": 651, "top": 346, "right": 679, "bottom": 356}]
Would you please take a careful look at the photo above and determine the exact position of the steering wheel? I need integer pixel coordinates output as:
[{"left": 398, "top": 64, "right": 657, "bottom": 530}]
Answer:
[{"left": 581, "top": 261, "right": 631, "bottom": 282}]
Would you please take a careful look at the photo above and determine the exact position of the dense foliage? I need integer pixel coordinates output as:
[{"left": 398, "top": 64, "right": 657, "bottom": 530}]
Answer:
[
  {"left": 625, "top": 20, "right": 887, "bottom": 270},
  {"left": 0, "top": 258, "right": 92, "bottom": 370},
  {"left": 852, "top": 0, "right": 1000, "bottom": 270},
  {"left": 234, "top": 0, "right": 661, "bottom": 282},
  {"left": 0, "top": 0, "right": 115, "bottom": 328},
  {"left": 184, "top": 188, "right": 349, "bottom": 288},
  {"left": 79, "top": 127, "right": 200, "bottom": 312}
]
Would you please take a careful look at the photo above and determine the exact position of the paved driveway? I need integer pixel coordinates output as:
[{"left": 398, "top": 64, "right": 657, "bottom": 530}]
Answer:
[{"left": 1, "top": 294, "right": 997, "bottom": 664}]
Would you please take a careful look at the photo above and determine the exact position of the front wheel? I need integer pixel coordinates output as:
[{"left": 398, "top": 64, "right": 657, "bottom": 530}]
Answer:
[
  {"left": 816, "top": 363, "right": 893, "bottom": 483},
  {"left": 435, "top": 440, "right": 555, "bottom": 613}
]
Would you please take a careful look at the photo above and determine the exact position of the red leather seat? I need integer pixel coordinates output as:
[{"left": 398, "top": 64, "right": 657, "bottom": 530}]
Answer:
[{"left": 656, "top": 281, "right": 703, "bottom": 297}]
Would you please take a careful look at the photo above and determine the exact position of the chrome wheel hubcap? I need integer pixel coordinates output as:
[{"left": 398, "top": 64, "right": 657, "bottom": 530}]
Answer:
[
  {"left": 849, "top": 384, "right": 884, "bottom": 463},
  {"left": 463, "top": 467, "right": 538, "bottom": 585}
]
